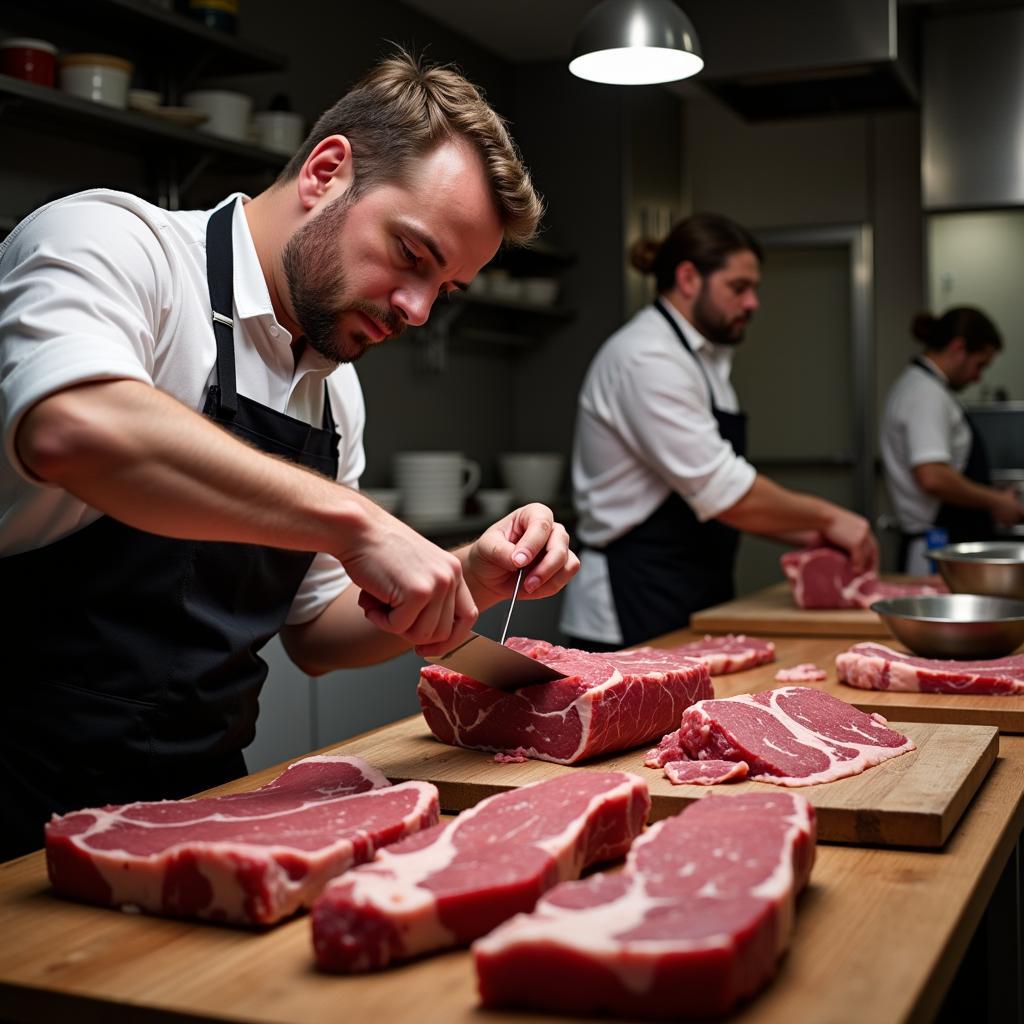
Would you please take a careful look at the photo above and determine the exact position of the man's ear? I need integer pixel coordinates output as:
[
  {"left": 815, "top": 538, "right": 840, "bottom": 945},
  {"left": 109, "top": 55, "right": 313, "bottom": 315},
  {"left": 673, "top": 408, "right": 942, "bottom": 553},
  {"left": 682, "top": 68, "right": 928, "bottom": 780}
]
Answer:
[
  {"left": 674, "top": 260, "right": 702, "bottom": 300},
  {"left": 948, "top": 335, "right": 968, "bottom": 358},
  {"left": 296, "top": 135, "right": 355, "bottom": 211}
]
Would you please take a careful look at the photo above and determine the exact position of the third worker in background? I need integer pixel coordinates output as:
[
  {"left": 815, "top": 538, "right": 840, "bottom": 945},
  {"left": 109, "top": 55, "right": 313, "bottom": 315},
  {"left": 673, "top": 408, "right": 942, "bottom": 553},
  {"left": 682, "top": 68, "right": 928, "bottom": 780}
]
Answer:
[
  {"left": 560, "top": 212, "right": 878, "bottom": 650},
  {"left": 881, "top": 306, "right": 1024, "bottom": 574}
]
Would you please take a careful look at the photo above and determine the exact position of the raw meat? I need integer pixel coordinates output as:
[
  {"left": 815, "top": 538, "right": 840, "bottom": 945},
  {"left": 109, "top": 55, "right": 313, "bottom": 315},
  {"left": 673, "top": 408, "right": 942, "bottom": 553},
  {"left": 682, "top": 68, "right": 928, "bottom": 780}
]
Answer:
[
  {"left": 474, "top": 791, "right": 816, "bottom": 1019},
  {"left": 418, "top": 637, "right": 712, "bottom": 765},
  {"left": 643, "top": 729, "right": 686, "bottom": 769},
  {"left": 781, "top": 546, "right": 945, "bottom": 610},
  {"left": 657, "top": 634, "right": 776, "bottom": 675},
  {"left": 837, "top": 642, "right": 1024, "bottom": 695},
  {"left": 659, "top": 686, "right": 915, "bottom": 786},
  {"left": 663, "top": 760, "right": 749, "bottom": 786},
  {"left": 775, "top": 663, "right": 827, "bottom": 683},
  {"left": 45, "top": 756, "right": 439, "bottom": 925},
  {"left": 311, "top": 771, "right": 651, "bottom": 972},
  {"left": 493, "top": 749, "right": 530, "bottom": 764}
]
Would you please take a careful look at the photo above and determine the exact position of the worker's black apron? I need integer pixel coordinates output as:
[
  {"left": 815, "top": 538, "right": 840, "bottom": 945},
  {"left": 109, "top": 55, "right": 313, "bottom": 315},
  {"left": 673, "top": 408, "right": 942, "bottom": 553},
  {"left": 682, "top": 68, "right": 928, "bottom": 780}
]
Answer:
[
  {"left": 0, "top": 200, "right": 339, "bottom": 860},
  {"left": 898, "top": 357, "right": 993, "bottom": 570},
  {"left": 602, "top": 300, "right": 748, "bottom": 647}
]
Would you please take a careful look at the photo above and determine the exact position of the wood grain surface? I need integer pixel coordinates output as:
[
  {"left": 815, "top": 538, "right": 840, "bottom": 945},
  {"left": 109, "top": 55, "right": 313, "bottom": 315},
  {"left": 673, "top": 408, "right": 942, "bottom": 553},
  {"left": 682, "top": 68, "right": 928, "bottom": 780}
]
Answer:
[
  {"left": 1, "top": 736, "right": 1021, "bottom": 1024},
  {"left": 690, "top": 581, "right": 903, "bottom": 637},
  {"left": 330, "top": 715, "right": 996, "bottom": 848}
]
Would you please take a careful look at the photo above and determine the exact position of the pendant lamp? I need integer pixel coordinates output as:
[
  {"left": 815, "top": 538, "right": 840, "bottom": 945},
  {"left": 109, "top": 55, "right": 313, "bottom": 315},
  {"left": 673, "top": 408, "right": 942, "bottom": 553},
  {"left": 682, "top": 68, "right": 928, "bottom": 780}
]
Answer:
[{"left": 569, "top": 0, "right": 703, "bottom": 85}]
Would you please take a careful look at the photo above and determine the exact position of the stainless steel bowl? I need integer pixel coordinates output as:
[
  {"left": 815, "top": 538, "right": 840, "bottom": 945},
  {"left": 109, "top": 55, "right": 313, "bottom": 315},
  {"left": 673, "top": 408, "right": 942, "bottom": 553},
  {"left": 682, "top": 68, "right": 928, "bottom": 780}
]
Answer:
[
  {"left": 870, "top": 594, "right": 1024, "bottom": 659},
  {"left": 931, "top": 541, "right": 1024, "bottom": 600}
]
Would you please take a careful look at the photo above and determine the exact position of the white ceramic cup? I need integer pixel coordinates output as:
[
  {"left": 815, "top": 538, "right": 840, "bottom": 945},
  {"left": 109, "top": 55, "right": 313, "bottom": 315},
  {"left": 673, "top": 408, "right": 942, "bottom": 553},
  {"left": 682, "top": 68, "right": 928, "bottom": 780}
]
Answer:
[
  {"left": 252, "top": 110, "right": 304, "bottom": 155},
  {"left": 393, "top": 451, "right": 481, "bottom": 522},
  {"left": 476, "top": 488, "right": 515, "bottom": 519},
  {"left": 183, "top": 89, "right": 253, "bottom": 141},
  {"left": 499, "top": 452, "right": 565, "bottom": 506},
  {"left": 59, "top": 53, "right": 133, "bottom": 109}
]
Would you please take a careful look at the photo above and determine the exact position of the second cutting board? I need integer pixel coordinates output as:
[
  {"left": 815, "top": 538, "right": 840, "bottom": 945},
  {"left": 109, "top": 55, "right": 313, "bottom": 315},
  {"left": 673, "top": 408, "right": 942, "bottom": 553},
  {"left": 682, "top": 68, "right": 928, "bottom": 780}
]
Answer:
[{"left": 332, "top": 715, "right": 998, "bottom": 849}]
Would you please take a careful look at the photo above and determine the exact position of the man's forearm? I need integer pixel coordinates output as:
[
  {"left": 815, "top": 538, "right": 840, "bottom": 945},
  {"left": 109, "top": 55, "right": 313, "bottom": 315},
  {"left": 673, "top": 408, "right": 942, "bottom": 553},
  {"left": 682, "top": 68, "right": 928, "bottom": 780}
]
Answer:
[
  {"left": 16, "top": 379, "right": 369, "bottom": 555},
  {"left": 914, "top": 462, "right": 1002, "bottom": 510},
  {"left": 717, "top": 474, "right": 833, "bottom": 537}
]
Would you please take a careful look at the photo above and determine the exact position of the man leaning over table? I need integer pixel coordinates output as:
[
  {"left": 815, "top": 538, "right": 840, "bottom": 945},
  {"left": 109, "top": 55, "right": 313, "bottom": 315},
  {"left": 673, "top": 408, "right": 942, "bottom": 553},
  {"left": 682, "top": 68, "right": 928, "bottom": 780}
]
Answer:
[{"left": 0, "top": 50, "right": 578, "bottom": 860}]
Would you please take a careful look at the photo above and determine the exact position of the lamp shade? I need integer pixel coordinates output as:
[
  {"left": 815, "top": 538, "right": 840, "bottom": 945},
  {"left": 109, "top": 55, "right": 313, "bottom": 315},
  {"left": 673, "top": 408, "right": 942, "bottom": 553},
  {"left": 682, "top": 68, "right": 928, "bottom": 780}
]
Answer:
[{"left": 569, "top": 0, "right": 703, "bottom": 85}]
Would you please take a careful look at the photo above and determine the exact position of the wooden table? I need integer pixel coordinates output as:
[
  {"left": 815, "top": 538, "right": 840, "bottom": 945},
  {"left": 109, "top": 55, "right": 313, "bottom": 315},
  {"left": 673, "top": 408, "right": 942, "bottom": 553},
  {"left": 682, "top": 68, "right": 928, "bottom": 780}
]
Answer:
[{"left": 1, "top": 732, "right": 1022, "bottom": 1024}]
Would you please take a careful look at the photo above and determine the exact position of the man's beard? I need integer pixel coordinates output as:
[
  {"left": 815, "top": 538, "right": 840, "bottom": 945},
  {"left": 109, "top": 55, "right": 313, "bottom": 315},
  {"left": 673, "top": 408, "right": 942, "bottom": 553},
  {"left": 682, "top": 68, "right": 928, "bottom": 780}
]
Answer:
[
  {"left": 692, "top": 285, "right": 751, "bottom": 347},
  {"left": 282, "top": 194, "right": 404, "bottom": 364}
]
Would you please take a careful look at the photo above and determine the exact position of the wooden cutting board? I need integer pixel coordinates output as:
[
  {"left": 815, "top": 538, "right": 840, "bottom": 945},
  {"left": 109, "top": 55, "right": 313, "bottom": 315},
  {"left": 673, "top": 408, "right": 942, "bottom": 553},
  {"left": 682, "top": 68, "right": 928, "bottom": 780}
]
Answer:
[
  {"left": 690, "top": 581, "right": 894, "bottom": 637},
  {"left": 674, "top": 632, "right": 1024, "bottom": 735},
  {"left": 333, "top": 715, "right": 997, "bottom": 849}
]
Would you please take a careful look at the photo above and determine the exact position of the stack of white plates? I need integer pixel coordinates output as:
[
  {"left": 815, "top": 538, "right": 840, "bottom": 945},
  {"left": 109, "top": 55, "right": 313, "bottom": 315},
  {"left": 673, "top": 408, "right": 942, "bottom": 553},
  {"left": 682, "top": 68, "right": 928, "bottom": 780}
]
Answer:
[{"left": 393, "top": 452, "right": 481, "bottom": 522}]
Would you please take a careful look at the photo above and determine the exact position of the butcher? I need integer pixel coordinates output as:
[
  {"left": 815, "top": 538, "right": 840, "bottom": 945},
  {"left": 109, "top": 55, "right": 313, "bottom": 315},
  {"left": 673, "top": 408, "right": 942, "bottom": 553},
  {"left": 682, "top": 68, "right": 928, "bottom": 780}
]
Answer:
[
  {"left": 880, "top": 306, "right": 1023, "bottom": 573},
  {"left": 0, "top": 51, "right": 577, "bottom": 861},
  {"left": 560, "top": 212, "right": 876, "bottom": 649}
]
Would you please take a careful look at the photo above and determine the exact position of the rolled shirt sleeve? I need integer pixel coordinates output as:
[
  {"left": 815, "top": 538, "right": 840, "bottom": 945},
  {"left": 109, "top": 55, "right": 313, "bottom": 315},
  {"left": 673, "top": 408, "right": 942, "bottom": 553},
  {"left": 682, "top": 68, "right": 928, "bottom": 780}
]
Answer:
[
  {"left": 0, "top": 200, "right": 170, "bottom": 480},
  {"left": 615, "top": 344, "right": 755, "bottom": 521}
]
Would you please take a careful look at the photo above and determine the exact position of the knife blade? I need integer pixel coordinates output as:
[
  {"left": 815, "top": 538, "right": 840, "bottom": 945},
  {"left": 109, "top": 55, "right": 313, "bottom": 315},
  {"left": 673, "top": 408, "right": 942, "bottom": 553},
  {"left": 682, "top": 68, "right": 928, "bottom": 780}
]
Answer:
[{"left": 424, "top": 631, "right": 564, "bottom": 690}]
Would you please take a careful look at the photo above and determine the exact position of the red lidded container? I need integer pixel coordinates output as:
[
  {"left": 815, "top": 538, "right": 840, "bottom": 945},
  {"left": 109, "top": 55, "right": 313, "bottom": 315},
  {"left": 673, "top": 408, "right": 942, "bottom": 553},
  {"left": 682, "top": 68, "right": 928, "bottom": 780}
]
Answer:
[{"left": 1, "top": 37, "right": 58, "bottom": 87}]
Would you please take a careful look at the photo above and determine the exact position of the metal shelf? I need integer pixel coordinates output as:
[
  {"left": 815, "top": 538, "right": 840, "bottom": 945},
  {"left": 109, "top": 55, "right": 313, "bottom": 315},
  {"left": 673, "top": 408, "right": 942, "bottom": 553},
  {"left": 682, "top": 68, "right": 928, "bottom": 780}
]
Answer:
[
  {"left": 0, "top": 0, "right": 286, "bottom": 80},
  {"left": 0, "top": 75, "right": 287, "bottom": 172}
]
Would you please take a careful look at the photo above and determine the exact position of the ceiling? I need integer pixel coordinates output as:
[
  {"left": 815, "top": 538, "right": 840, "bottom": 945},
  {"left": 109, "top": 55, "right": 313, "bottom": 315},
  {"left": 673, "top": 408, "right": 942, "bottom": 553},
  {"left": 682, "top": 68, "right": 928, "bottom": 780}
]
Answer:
[
  {"left": 400, "top": 0, "right": 603, "bottom": 62},
  {"left": 399, "top": 0, "right": 1010, "bottom": 67}
]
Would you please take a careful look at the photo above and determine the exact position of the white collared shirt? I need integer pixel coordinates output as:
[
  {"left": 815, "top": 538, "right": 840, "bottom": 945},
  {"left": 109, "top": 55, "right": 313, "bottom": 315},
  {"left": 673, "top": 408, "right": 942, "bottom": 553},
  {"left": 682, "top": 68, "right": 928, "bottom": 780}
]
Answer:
[
  {"left": 559, "top": 301, "right": 756, "bottom": 643},
  {"left": 0, "top": 188, "right": 364, "bottom": 623},
  {"left": 881, "top": 356, "right": 972, "bottom": 534}
]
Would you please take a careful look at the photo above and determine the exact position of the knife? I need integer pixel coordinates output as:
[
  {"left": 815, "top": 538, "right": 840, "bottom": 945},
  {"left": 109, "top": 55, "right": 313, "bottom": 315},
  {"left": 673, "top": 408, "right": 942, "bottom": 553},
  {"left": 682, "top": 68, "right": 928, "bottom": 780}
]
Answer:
[{"left": 423, "top": 571, "right": 565, "bottom": 690}]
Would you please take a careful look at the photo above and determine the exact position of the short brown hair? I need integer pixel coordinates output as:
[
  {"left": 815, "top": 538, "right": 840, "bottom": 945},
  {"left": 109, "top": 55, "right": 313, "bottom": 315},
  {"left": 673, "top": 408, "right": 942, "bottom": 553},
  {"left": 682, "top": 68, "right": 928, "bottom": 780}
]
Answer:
[{"left": 279, "top": 48, "right": 543, "bottom": 246}]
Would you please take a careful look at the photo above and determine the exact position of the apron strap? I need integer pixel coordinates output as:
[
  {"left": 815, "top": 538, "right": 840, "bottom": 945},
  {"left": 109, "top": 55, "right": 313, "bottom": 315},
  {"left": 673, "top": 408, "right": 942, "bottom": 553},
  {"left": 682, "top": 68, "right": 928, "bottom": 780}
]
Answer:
[
  {"left": 205, "top": 199, "right": 336, "bottom": 434},
  {"left": 206, "top": 202, "right": 239, "bottom": 419},
  {"left": 654, "top": 298, "right": 717, "bottom": 408}
]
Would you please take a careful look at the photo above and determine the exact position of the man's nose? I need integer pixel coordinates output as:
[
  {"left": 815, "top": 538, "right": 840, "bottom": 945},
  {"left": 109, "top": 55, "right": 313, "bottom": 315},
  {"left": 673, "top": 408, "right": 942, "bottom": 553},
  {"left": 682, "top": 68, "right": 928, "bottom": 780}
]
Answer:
[{"left": 392, "top": 285, "right": 434, "bottom": 327}]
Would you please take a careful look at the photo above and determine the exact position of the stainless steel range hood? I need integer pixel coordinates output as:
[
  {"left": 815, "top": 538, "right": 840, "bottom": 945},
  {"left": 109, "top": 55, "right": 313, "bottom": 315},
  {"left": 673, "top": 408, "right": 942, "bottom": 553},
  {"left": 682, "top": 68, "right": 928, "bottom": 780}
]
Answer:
[{"left": 684, "top": 0, "right": 918, "bottom": 120}]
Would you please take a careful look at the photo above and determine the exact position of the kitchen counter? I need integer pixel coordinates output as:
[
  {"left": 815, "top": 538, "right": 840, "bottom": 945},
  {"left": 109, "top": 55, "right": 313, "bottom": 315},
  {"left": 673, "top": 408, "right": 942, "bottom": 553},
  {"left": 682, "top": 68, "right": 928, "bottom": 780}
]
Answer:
[
  {"left": 1, "top": 696, "right": 1022, "bottom": 1023},
  {"left": 0, "top": 626, "right": 1019, "bottom": 1019}
]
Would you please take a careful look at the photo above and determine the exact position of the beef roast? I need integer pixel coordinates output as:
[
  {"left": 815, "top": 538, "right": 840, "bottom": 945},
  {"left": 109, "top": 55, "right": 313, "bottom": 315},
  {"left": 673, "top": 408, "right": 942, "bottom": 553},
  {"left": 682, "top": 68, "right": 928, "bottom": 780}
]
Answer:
[
  {"left": 45, "top": 755, "right": 439, "bottom": 925},
  {"left": 656, "top": 686, "right": 915, "bottom": 786},
  {"left": 781, "top": 546, "right": 944, "bottom": 610},
  {"left": 312, "top": 771, "right": 650, "bottom": 971},
  {"left": 474, "top": 791, "right": 816, "bottom": 1019},
  {"left": 837, "top": 642, "right": 1024, "bottom": 695},
  {"left": 418, "top": 638, "right": 711, "bottom": 764}
]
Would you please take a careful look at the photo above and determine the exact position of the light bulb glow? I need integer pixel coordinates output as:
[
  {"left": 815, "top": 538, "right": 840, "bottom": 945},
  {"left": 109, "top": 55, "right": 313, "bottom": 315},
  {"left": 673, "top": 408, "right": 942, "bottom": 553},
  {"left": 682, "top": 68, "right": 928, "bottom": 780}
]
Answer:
[{"left": 569, "top": 46, "right": 704, "bottom": 85}]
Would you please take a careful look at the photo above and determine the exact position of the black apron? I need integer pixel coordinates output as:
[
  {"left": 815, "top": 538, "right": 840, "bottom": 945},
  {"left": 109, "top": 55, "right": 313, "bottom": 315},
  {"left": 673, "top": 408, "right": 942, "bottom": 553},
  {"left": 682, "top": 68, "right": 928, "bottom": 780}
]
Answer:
[
  {"left": 898, "top": 357, "right": 993, "bottom": 570},
  {"left": 0, "top": 200, "right": 339, "bottom": 860},
  {"left": 602, "top": 300, "right": 748, "bottom": 647}
]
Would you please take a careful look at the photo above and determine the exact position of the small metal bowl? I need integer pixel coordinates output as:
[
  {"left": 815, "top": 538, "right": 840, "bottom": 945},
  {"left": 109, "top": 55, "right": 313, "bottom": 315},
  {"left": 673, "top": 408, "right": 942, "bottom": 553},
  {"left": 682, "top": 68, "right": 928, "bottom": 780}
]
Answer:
[
  {"left": 930, "top": 541, "right": 1024, "bottom": 600},
  {"left": 870, "top": 594, "right": 1024, "bottom": 660}
]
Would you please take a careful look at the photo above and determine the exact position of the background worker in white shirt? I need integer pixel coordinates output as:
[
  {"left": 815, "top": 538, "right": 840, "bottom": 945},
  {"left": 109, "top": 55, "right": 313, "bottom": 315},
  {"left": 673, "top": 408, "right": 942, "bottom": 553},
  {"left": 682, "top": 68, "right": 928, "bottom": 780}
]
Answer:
[
  {"left": 881, "top": 306, "right": 1024, "bottom": 574},
  {"left": 0, "top": 51, "right": 577, "bottom": 860},
  {"left": 560, "top": 212, "right": 876, "bottom": 650}
]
